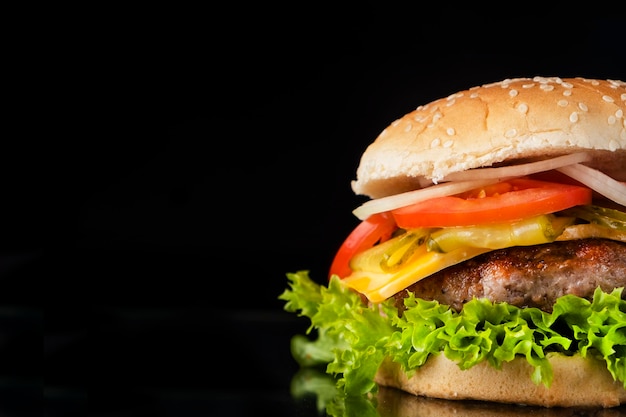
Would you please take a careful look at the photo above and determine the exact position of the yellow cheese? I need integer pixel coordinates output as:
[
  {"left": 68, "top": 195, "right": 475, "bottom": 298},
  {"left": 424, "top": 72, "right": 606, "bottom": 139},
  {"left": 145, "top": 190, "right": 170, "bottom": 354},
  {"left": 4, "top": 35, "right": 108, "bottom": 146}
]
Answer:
[{"left": 342, "top": 247, "right": 490, "bottom": 303}]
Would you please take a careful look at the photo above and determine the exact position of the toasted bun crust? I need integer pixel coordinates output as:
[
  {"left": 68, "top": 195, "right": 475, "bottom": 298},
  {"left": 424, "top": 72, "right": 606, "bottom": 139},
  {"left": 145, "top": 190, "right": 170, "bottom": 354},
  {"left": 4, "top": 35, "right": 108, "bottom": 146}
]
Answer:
[
  {"left": 375, "top": 353, "right": 626, "bottom": 408},
  {"left": 375, "top": 386, "right": 626, "bottom": 416},
  {"left": 352, "top": 77, "right": 626, "bottom": 198}
]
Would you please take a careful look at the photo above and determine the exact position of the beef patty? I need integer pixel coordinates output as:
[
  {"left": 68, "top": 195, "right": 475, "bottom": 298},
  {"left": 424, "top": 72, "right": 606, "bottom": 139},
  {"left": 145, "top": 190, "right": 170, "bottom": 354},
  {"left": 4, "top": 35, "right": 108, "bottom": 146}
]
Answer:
[{"left": 392, "top": 238, "right": 626, "bottom": 313}]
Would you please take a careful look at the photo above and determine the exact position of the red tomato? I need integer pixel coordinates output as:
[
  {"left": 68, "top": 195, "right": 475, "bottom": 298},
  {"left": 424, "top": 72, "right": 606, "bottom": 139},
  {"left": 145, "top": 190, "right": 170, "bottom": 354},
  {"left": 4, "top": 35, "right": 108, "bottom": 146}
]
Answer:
[
  {"left": 391, "top": 178, "right": 592, "bottom": 228},
  {"left": 329, "top": 212, "right": 397, "bottom": 279}
]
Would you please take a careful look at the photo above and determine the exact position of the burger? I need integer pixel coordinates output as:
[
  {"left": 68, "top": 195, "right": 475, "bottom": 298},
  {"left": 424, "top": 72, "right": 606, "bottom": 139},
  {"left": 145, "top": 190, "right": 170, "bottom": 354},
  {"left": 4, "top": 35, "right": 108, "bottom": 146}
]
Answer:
[{"left": 279, "top": 76, "right": 626, "bottom": 408}]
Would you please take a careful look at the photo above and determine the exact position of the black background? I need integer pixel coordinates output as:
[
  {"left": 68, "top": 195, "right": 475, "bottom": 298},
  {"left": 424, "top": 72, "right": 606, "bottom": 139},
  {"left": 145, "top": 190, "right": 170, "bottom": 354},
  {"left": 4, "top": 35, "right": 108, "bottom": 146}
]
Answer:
[{"left": 3, "top": 5, "right": 625, "bottom": 417}]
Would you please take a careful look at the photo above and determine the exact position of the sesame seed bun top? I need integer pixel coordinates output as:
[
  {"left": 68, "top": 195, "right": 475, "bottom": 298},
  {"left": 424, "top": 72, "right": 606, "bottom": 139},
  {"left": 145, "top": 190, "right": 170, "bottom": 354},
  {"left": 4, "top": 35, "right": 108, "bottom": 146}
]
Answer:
[{"left": 352, "top": 77, "right": 626, "bottom": 199}]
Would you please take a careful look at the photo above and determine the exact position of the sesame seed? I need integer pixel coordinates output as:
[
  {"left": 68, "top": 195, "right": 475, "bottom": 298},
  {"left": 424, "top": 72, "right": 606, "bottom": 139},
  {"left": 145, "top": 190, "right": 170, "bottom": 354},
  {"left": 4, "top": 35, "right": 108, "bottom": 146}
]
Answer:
[
  {"left": 522, "top": 83, "right": 535, "bottom": 89},
  {"left": 505, "top": 129, "right": 517, "bottom": 138},
  {"left": 470, "top": 92, "right": 479, "bottom": 98},
  {"left": 404, "top": 123, "right": 413, "bottom": 132},
  {"left": 621, "top": 93, "right": 626, "bottom": 101},
  {"left": 430, "top": 138, "right": 441, "bottom": 148},
  {"left": 558, "top": 99, "right": 568, "bottom": 107},
  {"left": 608, "top": 115, "right": 617, "bottom": 125},
  {"left": 446, "top": 99, "right": 456, "bottom": 107},
  {"left": 517, "top": 103, "right": 529, "bottom": 114},
  {"left": 563, "top": 90, "right": 572, "bottom": 96},
  {"left": 591, "top": 80, "right": 599, "bottom": 86},
  {"left": 570, "top": 112, "right": 579, "bottom": 123},
  {"left": 509, "top": 89, "right": 518, "bottom": 97},
  {"left": 443, "top": 140, "right": 454, "bottom": 148},
  {"left": 562, "top": 82, "right": 573, "bottom": 88},
  {"left": 616, "top": 109, "right": 624, "bottom": 118},
  {"left": 578, "top": 102, "right": 589, "bottom": 112},
  {"left": 602, "top": 95, "right": 615, "bottom": 103}
]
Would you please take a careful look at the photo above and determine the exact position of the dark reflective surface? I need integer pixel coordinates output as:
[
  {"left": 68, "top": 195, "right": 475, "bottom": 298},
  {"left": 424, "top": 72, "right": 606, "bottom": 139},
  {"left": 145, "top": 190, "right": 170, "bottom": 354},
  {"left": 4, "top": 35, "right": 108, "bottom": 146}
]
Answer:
[{"left": 0, "top": 254, "right": 43, "bottom": 417}]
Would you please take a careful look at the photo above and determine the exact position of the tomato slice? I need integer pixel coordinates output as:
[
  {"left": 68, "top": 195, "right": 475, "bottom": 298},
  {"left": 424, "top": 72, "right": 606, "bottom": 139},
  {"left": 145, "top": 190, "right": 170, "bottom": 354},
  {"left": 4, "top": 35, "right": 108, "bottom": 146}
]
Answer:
[
  {"left": 391, "top": 178, "right": 592, "bottom": 228},
  {"left": 329, "top": 212, "right": 397, "bottom": 279}
]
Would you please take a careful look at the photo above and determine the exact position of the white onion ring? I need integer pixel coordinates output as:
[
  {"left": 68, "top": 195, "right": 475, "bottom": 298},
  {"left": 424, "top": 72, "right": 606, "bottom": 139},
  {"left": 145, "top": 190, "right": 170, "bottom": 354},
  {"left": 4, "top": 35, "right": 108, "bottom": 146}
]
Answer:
[
  {"left": 352, "top": 152, "right": 602, "bottom": 221},
  {"left": 442, "top": 152, "right": 591, "bottom": 181},
  {"left": 557, "top": 163, "right": 626, "bottom": 206},
  {"left": 352, "top": 179, "right": 501, "bottom": 220}
]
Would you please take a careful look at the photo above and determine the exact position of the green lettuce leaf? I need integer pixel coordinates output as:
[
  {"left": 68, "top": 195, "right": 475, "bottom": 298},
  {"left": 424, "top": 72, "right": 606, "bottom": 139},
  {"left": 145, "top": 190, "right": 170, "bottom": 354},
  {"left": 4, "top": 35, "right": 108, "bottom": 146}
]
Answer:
[{"left": 278, "top": 270, "right": 626, "bottom": 395}]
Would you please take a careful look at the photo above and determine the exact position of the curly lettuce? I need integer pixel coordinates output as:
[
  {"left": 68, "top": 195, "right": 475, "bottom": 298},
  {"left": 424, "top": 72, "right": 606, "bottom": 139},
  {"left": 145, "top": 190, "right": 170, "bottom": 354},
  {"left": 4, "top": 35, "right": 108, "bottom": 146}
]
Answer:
[{"left": 279, "top": 270, "right": 626, "bottom": 396}]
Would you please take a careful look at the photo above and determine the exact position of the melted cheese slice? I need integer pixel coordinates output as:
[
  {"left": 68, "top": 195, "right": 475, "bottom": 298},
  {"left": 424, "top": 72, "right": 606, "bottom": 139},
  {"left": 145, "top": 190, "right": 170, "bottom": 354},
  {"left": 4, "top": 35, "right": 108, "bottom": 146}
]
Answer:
[{"left": 342, "top": 247, "right": 490, "bottom": 303}]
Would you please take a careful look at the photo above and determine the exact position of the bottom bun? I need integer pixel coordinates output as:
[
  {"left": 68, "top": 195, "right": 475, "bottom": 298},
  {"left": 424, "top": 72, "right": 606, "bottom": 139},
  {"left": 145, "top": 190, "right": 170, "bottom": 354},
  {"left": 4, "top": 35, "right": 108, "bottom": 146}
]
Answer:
[
  {"left": 374, "top": 353, "right": 626, "bottom": 408},
  {"left": 375, "top": 386, "right": 626, "bottom": 417}
]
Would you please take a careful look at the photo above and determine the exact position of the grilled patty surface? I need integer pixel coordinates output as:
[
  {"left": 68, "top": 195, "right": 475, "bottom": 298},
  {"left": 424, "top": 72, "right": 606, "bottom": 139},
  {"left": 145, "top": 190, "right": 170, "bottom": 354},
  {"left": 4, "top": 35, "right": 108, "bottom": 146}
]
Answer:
[{"left": 393, "top": 239, "right": 626, "bottom": 312}]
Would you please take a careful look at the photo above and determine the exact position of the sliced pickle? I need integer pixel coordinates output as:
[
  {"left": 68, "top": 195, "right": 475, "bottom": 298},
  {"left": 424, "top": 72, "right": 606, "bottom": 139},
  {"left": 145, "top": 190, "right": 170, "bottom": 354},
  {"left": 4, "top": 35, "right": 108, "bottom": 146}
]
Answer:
[
  {"left": 560, "top": 205, "right": 626, "bottom": 230},
  {"left": 379, "top": 231, "right": 430, "bottom": 273},
  {"left": 427, "top": 214, "right": 575, "bottom": 253},
  {"left": 349, "top": 229, "right": 431, "bottom": 273},
  {"left": 557, "top": 223, "right": 626, "bottom": 242}
]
